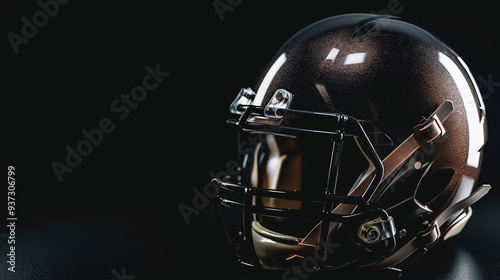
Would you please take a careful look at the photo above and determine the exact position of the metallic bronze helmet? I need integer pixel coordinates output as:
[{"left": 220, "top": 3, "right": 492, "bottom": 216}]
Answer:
[{"left": 213, "top": 13, "right": 490, "bottom": 272}]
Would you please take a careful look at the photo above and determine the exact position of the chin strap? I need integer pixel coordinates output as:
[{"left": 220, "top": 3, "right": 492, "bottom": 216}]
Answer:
[{"left": 364, "top": 184, "right": 490, "bottom": 270}]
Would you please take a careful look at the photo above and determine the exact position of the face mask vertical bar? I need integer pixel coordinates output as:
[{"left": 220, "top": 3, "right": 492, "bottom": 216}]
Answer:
[
  {"left": 242, "top": 187, "right": 263, "bottom": 270},
  {"left": 318, "top": 117, "right": 345, "bottom": 269},
  {"left": 346, "top": 117, "right": 384, "bottom": 203}
]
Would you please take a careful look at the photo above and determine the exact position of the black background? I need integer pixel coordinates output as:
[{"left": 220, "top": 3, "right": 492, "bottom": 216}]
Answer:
[{"left": 1, "top": 0, "right": 499, "bottom": 279}]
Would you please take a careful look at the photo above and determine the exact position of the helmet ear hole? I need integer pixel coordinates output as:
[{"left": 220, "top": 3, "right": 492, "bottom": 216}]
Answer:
[{"left": 414, "top": 168, "right": 455, "bottom": 210}]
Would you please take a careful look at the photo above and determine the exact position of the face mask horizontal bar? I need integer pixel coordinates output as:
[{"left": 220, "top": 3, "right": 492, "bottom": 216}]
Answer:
[
  {"left": 229, "top": 105, "right": 369, "bottom": 139},
  {"left": 218, "top": 194, "right": 385, "bottom": 223},
  {"left": 214, "top": 178, "right": 365, "bottom": 205},
  {"left": 251, "top": 205, "right": 380, "bottom": 222}
]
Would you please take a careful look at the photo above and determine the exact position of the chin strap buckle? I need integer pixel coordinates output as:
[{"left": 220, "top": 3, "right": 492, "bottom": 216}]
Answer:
[
  {"left": 413, "top": 100, "right": 454, "bottom": 144},
  {"left": 420, "top": 184, "right": 491, "bottom": 248},
  {"left": 433, "top": 184, "right": 491, "bottom": 236}
]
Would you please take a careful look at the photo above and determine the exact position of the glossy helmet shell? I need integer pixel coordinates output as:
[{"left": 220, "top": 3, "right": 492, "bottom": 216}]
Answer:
[{"left": 218, "top": 13, "right": 488, "bottom": 271}]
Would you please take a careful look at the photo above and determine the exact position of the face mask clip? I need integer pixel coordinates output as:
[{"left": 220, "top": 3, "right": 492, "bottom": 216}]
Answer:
[
  {"left": 264, "top": 89, "right": 293, "bottom": 118},
  {"left": 229, "top": 87, "right": 256, "bottom": 115}
]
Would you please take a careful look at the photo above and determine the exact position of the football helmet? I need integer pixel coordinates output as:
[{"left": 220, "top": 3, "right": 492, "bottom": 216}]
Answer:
[{"left": 213, "top": 14, "right": 490, "bottom": 272}]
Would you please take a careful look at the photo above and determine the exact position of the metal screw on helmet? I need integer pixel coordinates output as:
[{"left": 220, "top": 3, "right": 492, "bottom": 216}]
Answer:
[
  {"left": 358, "top": 216, "right": 396, "bottom": 244},
  {"left": 366, "top": 226, "right": 381, "bottom": 243},
  {"left": 263, "top": 89, "right": 293, "bottom": 118}
]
